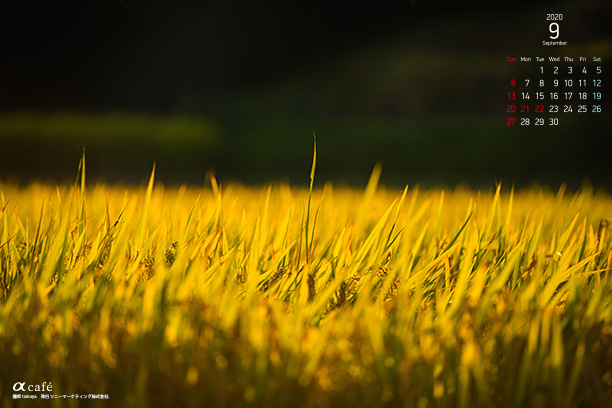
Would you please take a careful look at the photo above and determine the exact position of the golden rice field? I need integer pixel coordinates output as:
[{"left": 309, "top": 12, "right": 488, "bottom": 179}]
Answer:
[{"left": 1, "top": 159, "right": 612, "bottom": 407}]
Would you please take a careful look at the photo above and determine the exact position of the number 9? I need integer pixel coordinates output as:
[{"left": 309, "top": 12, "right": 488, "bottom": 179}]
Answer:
[{"left": 549, "top": 23, "right": 560, "bottom": 39}]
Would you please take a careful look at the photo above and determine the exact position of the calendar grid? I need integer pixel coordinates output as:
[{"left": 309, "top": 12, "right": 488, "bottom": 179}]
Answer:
[{"left": 506, "top": 56, "right": 603, "bottom": 126}]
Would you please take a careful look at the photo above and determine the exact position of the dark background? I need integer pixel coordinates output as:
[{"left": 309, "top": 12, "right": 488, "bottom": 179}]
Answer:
[{"left": 0, "top": 0, "right": 610, "bottom": 188}]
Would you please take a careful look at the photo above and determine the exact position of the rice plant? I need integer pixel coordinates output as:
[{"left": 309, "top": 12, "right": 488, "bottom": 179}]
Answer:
[{"left": 1, "top": 150, "right": 611, "bottom": 407}]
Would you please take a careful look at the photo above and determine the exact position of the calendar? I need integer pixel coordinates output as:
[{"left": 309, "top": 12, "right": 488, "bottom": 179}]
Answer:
[{"left": 505, "top": 13, "right": 604, "bottom": 127}]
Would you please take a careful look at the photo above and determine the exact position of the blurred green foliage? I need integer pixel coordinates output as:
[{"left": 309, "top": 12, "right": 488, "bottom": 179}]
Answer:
[
  {"left": 0, "top": 6, "right": 610, "bottom": 188},
  {"left": 0, "top": 113, "right": 217, "bottom": 183}
]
